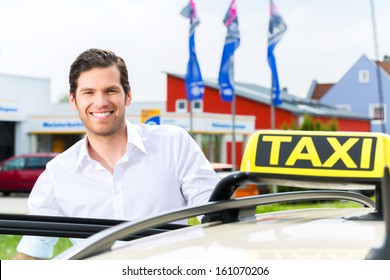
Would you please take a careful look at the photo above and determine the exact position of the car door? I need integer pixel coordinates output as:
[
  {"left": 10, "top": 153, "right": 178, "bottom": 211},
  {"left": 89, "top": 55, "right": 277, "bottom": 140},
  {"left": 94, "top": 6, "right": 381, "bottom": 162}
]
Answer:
[
  {"left": 20, "top": 157, "right": 51, "bottom": 190},
  {"left": 0, "top": 157, "right": 27, "bottom": 190}
]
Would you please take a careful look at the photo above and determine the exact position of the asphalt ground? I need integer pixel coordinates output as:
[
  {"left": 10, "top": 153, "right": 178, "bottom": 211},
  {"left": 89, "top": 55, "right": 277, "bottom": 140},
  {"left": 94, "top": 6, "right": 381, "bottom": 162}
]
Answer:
[{"left": 0, "top": 193, "right": 29, "bottom": 214}]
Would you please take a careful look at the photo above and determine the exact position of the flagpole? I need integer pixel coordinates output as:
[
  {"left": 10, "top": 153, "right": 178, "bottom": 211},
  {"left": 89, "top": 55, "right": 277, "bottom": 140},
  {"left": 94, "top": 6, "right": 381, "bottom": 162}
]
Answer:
[
  {"left": 267, "top": 0, "right": 286, "bottom": 130},
  {"left": 180, "top": 0, "right": 204, "bottom": 138},
  {"left": 270, "top": 93, "right": 275, "bottom": 129},
  {"left": 189, "top": 101, "right": 193, "bottom": 136},
  {"left": 231, "top": 57, "right": 236, "bottom": 170},
  {"left": 269, "top": 0, "right": 274, "bottom": 130},
  {"left": 218, "top": 0, "right": 240, "bottom": 169},
  {"left": 370, "top": 0, "right": 386, "bottom": 133}
]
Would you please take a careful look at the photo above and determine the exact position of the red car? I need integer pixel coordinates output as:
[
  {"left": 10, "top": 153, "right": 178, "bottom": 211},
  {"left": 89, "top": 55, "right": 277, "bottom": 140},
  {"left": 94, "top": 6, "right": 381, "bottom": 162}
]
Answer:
[{"left": 0, "top": 153, "right": 58, "bottom": 196}]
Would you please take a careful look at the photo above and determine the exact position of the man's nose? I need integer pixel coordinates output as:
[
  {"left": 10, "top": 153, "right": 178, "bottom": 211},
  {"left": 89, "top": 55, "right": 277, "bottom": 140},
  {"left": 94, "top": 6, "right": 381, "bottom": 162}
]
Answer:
[{"left": 93, "top": 92, "right": 109, "bottom": 107}]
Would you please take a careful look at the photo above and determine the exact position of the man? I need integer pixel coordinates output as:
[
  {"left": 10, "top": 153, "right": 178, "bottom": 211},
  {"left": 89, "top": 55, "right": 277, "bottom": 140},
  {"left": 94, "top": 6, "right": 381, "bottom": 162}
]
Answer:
[{"left": 14, "top": 48, "right": 219, "bottom": 259}]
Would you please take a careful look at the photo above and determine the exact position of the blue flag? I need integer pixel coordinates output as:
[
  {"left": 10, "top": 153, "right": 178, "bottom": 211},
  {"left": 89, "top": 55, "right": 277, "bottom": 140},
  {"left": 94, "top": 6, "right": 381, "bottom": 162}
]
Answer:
[
  {"left": 181, "top": 0, "right": 204, "bottom": 101},
  {"left": 267, "top": 0, "right": 287, "bottom": 106},
  {"left": 218, "top": 0, "right": 240, "bottom": 102}
]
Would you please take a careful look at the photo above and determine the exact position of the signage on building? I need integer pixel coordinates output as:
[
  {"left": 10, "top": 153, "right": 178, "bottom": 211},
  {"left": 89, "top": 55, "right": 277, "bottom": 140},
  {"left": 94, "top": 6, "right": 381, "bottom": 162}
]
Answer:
[
  {"left": 0, "top": 100, "right": 22, "bottom": 121},
  {"left": 161, "top": 113, "right": 255, "bottom": 134},
  {"left": 28, "top": 117, "right": 85, "bottom": 133},
  {"left": 141, "top": 109, "right": 161, "bottom": 125}
]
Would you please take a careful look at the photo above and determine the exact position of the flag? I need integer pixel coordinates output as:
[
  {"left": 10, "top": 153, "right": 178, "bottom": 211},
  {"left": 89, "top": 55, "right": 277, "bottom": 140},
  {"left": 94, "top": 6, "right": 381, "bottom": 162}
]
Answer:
[
  {"left": 181, "top": 0, "right": 204, "bottom": 101},
  {"left": 218, "top": 0, "right": 240, "bottom": 102},
  {"left": 267, "top": 0, "right": 287, "bottom": 106}
]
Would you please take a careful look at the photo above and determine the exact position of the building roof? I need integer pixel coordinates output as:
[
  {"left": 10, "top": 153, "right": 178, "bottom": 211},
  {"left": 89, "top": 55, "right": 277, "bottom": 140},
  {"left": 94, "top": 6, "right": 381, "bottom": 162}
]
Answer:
[
  {"left": 307, "top": 81, "right": 334, "bottom": 101},
  {"left": 307, "top": 56, "right": 390, "bottom": 102},
  {"left": 377, "top": 60, "right": 390, "bottom": 76},
  {"left": 166, "top": 72, "right": 370, "bottom": 121}
]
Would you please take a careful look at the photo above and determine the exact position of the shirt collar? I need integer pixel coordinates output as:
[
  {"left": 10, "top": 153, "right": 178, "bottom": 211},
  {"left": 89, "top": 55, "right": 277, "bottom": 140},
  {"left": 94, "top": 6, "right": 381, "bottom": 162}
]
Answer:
[
  {"left": 74, "top": 119, "right": 146, "bottom": 172},
  {"left": 125, "top": 119, "right": 147, "bottom": 154}
]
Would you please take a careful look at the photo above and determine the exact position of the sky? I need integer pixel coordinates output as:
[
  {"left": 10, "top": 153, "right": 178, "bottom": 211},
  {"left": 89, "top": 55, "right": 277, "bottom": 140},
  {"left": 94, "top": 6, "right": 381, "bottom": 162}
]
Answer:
[{"left": 0, "top": 0, "right": 389, "bottom": 103}]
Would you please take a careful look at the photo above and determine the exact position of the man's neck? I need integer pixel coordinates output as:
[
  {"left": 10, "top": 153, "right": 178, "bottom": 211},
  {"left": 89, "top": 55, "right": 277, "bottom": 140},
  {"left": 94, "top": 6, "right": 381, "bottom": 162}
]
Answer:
[{"left": 86, "top": 128, "right": 128, "bottom": 174}]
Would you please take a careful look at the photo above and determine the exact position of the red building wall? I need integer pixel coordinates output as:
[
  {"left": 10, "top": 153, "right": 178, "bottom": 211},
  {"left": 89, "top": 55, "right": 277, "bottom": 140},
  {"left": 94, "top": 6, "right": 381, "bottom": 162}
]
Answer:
[
  {"left": 166, "top": 74, "right": 371, "bottom": 164},
  {"left": 334, "top": 118, "right": 371, "bottom": 132},
  {"left": 310, "top": 116, "right": 371, "bottom": 132},
  {"left": 167, "top": 75, "right": 294, "bottom": 129},
  {"left": 167, "top": 74, "right": 370, "bottom": 132},
  {"left": 166, "top": 76, "right": 186, "bottom": 112}
]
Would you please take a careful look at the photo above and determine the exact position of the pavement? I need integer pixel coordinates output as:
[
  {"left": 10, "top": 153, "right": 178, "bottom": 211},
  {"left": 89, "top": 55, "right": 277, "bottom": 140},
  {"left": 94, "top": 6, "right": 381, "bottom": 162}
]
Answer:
[{"left": 0, "top": 194, "right": 29, "bottom": 214}]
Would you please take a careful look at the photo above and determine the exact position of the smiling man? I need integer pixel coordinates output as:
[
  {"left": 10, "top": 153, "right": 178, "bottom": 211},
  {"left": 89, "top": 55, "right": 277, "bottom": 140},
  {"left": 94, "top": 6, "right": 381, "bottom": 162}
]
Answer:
[{"left": 14, "top": 48, "right": 220, "bottom": 260}]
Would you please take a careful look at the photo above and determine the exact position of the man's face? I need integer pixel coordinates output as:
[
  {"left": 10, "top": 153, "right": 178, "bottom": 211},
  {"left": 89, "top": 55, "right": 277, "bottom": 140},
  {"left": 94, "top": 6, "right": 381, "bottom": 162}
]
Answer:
[{"left": 69, "top": 65, "right": 131, "bottom": 137}]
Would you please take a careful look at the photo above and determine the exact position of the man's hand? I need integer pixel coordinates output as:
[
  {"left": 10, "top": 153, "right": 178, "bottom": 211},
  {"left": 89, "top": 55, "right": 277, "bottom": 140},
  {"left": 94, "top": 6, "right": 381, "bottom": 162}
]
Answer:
[{"left": 13, "top": 252, "right": 44, "bottom": 260}]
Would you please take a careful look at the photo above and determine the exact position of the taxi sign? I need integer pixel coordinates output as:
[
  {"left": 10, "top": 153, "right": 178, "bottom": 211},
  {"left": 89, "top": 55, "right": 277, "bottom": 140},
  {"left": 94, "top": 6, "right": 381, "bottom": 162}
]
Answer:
[{"left": 241, "top": 130, "right": 390, "bottom": 179}]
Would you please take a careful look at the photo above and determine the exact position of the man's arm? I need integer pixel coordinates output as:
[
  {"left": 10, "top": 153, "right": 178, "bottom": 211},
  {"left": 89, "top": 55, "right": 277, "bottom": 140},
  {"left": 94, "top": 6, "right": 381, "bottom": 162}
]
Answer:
[
  {"left": 13, "top": 251, "right": 44, "bottom": 260},
  {"left": 176, "top": 127, "right": 220, "bottom": 205},
  {"left": 15, "top": 170, "right": 61, "bottom": 259}
]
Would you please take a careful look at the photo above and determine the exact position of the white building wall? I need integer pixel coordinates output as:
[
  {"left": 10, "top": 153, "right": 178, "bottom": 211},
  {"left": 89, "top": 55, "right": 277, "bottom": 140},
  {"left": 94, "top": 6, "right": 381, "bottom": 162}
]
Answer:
[{"left": 0, "top": 73, "right": 256, "bottom": 163}]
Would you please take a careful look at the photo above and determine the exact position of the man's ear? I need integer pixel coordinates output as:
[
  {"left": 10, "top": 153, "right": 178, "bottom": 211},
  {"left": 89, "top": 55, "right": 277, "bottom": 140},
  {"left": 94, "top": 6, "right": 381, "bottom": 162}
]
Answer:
[
  {"left": 69, "top": 92, "right": 77, "bottom": 110},
  {"left": 125, "top": 90, "right": 132, "bottom": 106}
]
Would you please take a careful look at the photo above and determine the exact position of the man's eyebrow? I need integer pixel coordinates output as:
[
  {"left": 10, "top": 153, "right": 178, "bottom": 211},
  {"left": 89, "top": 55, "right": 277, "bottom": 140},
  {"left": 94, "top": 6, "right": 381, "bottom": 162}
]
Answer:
[
  {"left": 79, "top": 87, "right": 95, "bottom": 92},
  {"left": 106, "top": 85, "right": 121, "bottom": 90},
  {"left": 78, "top": 85, "right": 121, "bottom": 93}
]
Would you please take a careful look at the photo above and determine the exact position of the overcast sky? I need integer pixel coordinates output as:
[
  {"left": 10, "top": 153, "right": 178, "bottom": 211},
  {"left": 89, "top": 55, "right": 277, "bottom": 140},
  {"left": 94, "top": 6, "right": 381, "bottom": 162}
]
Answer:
[{"left": 0, "top": 0, "right": 389, "bottom": 103}]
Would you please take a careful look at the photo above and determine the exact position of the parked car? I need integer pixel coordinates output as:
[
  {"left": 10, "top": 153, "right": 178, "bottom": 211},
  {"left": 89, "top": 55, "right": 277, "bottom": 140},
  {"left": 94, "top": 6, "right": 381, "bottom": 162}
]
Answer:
[{"left": 0, "top": 153, "right": 58, "bottom": 196}]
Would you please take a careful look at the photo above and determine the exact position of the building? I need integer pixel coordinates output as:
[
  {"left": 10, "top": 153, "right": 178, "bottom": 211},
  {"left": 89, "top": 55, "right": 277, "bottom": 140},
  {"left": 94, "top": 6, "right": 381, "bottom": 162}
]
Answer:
[
  {"left": 0, "top": 73, "right": 254, "bottom": 163},
  {"left": 166, "top": 73, "right": 371, "bottom": 164},
  {"left": 0, "top": 73, "right": 52, "bottom": 161},
  {"left": 307, "top": 55, "right": 390, "bottom": 133},
  {"left": 1, "top": 72, "right": 370, "bottom": 165}
]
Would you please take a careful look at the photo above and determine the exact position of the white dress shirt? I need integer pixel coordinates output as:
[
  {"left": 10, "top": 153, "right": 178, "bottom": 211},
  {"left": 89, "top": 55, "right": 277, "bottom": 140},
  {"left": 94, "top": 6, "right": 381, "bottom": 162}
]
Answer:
[{"left": 17, "top": 120, "right": 220, "bottom": 258}]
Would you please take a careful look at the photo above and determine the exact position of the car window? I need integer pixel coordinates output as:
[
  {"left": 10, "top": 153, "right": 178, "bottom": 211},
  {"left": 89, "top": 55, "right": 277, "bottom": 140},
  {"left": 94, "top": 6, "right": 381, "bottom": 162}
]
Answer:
[
  {"left": 2, "top": 157, "right": 26, "bottom": 171},
  {"left": 25, "top": 157, "right": 52, "bottom": 170}
]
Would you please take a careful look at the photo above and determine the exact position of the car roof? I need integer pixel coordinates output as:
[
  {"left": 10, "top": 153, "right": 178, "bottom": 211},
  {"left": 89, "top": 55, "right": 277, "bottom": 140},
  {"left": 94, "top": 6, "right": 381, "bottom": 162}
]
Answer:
[
  {"left": 211, "top": 162, "right": 235, "bottom": 171},
  {"left": 0, "top": 153, "right": 58, "bottom": 163},
  {"left": 88, "top": 208, "right": 383, "bottom": 260},
  {"left": 15, "top": 153, "right": 58, "bottom": 158}
]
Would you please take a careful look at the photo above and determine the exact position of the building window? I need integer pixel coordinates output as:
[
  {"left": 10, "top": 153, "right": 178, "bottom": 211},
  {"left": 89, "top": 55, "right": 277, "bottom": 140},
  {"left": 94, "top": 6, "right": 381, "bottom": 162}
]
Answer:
[
  {"left": 191, "top": 100, "right": 203, "bottom": 113},
  {"left": 335, "top": 104, "right": 351, "bottom": 111},
  {"left": 176, "top": 99, "right": 187, "bottom": 113},
  {"left": 369, "top": 103, "right": 386, "bottom": 124},
  {"left": 358, "top": 69, "right": 370, "bottom": 84}
]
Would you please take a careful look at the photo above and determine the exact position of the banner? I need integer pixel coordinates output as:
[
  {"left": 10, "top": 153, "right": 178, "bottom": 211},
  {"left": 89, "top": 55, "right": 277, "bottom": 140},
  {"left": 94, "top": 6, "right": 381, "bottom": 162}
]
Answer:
[
  {"left": 267, "top": 0, "right": 287, "bottom": 106},
  {"left": 218, "top": 0, "right": 240, "bottom": 102},
  {"left": 181, "top": 0, "right": 205, "bottom": 101}
]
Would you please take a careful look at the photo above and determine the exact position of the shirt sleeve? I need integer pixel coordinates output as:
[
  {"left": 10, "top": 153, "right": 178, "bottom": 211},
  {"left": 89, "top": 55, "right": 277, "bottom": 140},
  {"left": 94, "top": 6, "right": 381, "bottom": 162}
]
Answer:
[
  {"left": 16, "top": 168, "right": 65, "bottom": 258},
  {"left": 176, "top": 128, "right": 220, "bottom": 206},
  {"left": 28, "top": 168, "right": 65, "bottom": 216},
  {"left": 16, "top": 235, "right": 59, "bottom": 259}
]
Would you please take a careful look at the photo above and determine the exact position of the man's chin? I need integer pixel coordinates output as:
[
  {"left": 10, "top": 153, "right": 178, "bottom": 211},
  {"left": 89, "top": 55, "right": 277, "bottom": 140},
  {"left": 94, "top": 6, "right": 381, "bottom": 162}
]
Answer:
[{"left": 85, "top": 126, "right": 116, "bottom": 137}]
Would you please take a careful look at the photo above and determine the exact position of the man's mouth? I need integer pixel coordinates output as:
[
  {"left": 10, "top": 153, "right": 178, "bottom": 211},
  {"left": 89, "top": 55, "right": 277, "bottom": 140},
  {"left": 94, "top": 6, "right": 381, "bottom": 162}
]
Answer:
[{"left": 90, "top": 111, "right": 113, "bottom": 118}]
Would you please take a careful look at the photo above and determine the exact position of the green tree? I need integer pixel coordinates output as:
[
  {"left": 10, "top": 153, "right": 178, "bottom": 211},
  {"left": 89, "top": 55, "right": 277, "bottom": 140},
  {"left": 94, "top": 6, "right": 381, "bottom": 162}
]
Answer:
[
  {"left": 57, "top": 94, "right": 69, "bottom": 103},
  {"left": 283, "top": 114, "right": 338, "bottom": 131}
]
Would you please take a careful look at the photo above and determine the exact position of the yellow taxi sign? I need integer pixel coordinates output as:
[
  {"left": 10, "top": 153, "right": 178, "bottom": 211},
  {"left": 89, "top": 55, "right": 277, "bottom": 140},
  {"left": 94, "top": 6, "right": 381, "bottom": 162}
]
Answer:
[{"left": 240, "top": 130, "right": 390, "bottom": 178}]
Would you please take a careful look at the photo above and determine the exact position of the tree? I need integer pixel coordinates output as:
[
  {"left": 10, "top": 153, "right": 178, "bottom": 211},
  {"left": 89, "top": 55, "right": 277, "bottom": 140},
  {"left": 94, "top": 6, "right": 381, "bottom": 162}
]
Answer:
[
  {"left": 282, "top": 114, "right": 338, "bottom": 131},
  {"left": 57, "top": 94, "right": 69, "bottom": 103}
]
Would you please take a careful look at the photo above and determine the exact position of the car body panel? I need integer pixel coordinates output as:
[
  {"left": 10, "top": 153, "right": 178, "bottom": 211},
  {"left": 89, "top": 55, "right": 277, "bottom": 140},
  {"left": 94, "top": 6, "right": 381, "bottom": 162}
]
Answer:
[
  {"left": 88, "top": 208, "right": 384, "bottom": 260},
  {"left": 0, "top": 153, "right": 57, "bottom": 193}
]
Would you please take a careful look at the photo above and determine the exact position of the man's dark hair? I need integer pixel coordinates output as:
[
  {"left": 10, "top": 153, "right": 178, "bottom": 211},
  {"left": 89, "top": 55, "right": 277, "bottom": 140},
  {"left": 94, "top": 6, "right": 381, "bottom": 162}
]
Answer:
[{"left": 69, "top": 48, "right": 131, "bottom": 97}]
